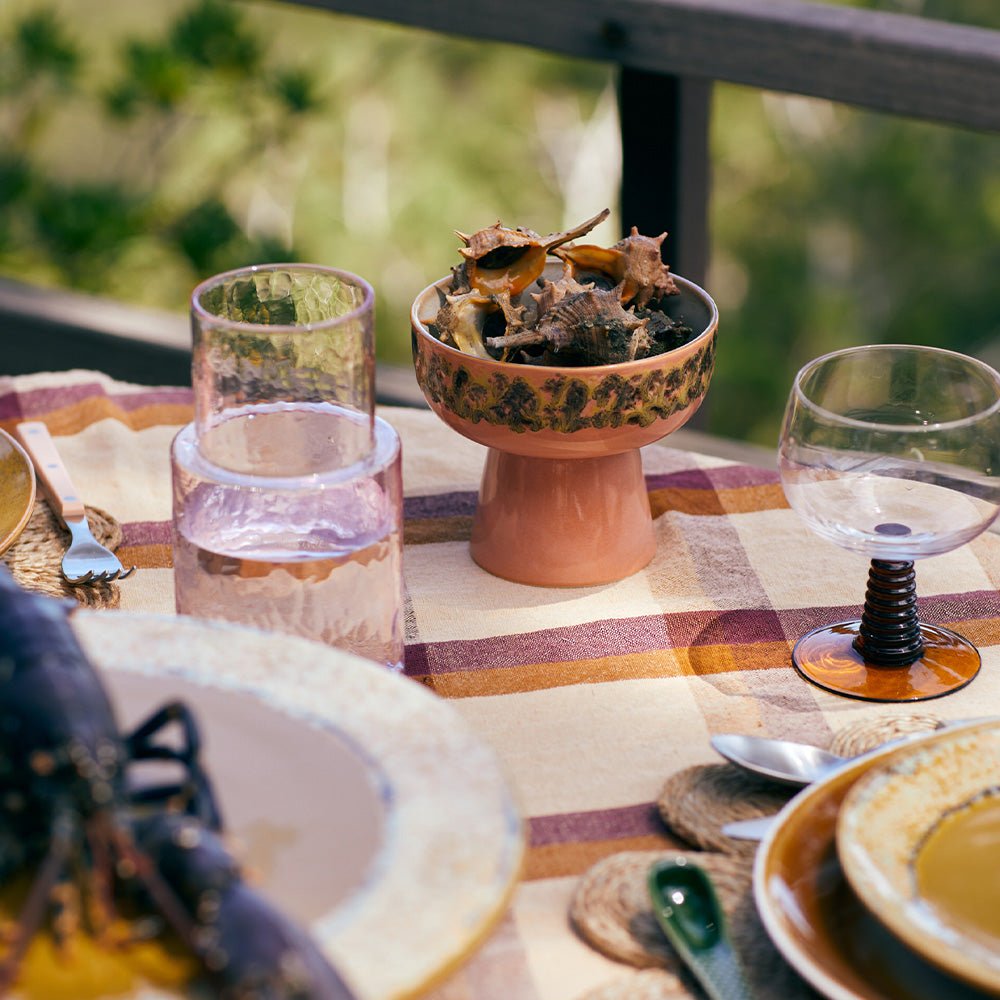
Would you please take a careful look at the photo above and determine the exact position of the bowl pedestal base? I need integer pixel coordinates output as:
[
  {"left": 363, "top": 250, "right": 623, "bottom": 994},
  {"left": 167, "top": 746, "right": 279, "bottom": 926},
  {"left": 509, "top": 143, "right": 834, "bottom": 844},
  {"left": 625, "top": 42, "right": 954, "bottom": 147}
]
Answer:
[{"left": 469, "top": 447, "right": 656, "bottom": 588}]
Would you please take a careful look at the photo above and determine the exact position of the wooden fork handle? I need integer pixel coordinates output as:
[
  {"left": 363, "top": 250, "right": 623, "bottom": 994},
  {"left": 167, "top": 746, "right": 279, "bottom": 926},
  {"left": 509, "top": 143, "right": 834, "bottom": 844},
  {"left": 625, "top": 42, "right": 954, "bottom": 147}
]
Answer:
[{"left": 14, "top": 422, "right": 87, "bottom": 522}]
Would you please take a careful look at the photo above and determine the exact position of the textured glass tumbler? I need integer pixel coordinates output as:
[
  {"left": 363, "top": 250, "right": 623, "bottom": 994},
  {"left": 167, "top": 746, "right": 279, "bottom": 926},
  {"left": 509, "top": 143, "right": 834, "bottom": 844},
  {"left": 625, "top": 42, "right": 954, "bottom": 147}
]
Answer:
[
  {"left": 191, "top": 263, "right": 375, "bottom": 470},
  {"left": 174, "top": 263, "right": 404, "bottom": 670},
  {"left": 172, "top": 415, "right": 404, "bottom": 671}
]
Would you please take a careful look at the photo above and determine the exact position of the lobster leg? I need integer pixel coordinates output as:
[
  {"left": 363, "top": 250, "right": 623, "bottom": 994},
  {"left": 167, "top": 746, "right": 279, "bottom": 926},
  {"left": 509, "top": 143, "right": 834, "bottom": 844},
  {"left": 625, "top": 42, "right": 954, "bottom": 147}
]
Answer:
[
  {"left": 125, "top": 701, "right": 224, "bottom": 830},
  {"left": 0, "top": 812, "right": 75, "bottom": 994},
  {"left": 127, "top": 701, "right": 204, "bottom": 765},
  {"left": 103, "top": 818, "right": 202, "bottom": 958},
  {"left": 83, "top": 814, "right": 120, "bottom": 941}
]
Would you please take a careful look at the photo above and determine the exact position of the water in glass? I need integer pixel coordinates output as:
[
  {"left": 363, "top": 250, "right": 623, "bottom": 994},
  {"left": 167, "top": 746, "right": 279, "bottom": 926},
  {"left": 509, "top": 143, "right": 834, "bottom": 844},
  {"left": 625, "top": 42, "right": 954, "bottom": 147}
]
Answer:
[{"left": 172, "top": 405, "right": 403, "bottom": 671}]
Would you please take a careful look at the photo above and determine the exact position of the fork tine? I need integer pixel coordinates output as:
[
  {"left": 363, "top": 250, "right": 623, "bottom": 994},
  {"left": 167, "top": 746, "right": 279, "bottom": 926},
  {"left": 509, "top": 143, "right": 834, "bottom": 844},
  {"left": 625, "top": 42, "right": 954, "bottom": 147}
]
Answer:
[
  {"left": 118, "top": 566, "right": 137, "bottom": 581},
  {"left": 14, "top": 422, "right": 138, "bottom": 587}
]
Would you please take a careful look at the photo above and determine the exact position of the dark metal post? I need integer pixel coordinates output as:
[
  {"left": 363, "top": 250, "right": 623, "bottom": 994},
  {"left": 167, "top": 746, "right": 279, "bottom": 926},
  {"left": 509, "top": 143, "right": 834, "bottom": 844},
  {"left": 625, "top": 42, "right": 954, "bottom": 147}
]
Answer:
[{"left": 618, "top": 68, "right": 712, "bottom": 288}]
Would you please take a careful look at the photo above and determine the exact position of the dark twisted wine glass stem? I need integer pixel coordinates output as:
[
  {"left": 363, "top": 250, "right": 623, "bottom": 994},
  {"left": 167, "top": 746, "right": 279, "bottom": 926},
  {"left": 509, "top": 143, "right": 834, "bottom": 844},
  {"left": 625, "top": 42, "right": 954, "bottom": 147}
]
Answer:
[{"left": 852, "top": 557, "right": 924, "bottom": 666}]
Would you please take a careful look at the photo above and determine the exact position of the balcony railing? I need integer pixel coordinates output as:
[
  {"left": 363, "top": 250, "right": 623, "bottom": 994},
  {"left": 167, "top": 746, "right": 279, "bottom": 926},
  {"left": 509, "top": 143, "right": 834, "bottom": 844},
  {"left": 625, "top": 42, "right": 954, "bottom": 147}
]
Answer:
[
  {"left": 2, "top": 0, "right": 998, "bottom": 458},
  {"left": 304, "top": 0, "right": 999, "bottom": 284}
]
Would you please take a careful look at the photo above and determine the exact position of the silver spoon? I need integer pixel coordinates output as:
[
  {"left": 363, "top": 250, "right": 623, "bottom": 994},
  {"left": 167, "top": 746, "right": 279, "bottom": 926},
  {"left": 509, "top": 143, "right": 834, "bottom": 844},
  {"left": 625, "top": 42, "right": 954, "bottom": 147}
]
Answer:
[
  {"left": 712, "top": 719, "right": 994, "bottom": 789},
  {"left": 710, "top": 733, "right": 845, "bottom": 788},
  {"left": 715, "top": 719, "right": 998, "bottom": 841},
  {"left": 648, "top": 857, "right": 758, "bottom": 1000}
]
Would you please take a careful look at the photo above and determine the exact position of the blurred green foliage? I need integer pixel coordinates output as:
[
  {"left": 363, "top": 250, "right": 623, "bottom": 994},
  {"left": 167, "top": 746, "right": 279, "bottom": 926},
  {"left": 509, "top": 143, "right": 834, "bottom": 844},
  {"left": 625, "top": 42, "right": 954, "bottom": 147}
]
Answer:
[{"left": 0, "top": 0, "right": 997, "bottom": 447}]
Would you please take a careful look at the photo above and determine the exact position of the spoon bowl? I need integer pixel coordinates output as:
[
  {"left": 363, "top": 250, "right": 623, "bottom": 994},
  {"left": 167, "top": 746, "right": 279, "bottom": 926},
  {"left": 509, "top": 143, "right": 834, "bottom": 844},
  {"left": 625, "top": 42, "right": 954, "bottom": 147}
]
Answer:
[
  {"left": 710, "top": 733, "right": 845, "bottom": 788},
  {"left": 647, "top": 858, "right": 756, "bottom": 1000}
]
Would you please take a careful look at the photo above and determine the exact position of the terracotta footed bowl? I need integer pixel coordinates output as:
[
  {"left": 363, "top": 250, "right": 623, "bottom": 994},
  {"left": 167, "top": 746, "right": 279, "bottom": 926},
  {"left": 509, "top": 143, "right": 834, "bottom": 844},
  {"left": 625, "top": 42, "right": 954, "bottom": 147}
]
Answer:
[{"left": 411, "top": 267, "right": 719, "bottom": 587}]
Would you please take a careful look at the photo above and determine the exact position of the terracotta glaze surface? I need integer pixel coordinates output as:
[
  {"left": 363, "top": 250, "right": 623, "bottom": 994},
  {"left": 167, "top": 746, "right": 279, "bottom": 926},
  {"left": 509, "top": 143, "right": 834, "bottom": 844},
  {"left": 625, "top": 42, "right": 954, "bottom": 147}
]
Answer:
[
  {"left": 411, "top": 265, "right": 718, "bottom": 586},
  {"left": 837, "top": 721, "right": 1000, "bottom": 995},
  {"left": 0, "top": 427, "right": 35, "bottom": 556},
  {"left": 755, "top": 733, "right": 993, "bottom": 1000},
  {"left": 470, "top": 447, "right": 655, "bottom": 587}
]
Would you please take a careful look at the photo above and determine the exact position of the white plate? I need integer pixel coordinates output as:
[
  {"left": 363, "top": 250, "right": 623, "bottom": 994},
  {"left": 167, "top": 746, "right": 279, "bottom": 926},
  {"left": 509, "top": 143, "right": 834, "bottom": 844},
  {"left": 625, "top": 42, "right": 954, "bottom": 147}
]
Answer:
[
  {"left": 41, "top": 611, "right": 522, "bottom": 999},
  {"left": 837, "top": 720, "right": 1000, "bottom": 996}
]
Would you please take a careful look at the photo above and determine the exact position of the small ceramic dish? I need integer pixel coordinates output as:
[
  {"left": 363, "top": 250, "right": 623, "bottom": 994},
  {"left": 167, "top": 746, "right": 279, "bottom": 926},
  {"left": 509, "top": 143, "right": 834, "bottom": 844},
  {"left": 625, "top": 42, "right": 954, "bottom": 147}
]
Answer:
[
  {"left": 0, "top": 427, "right": 36, "bottom": 555},
  {"left": 837, "top": 720, "right": 1000, "bottom": 995}
]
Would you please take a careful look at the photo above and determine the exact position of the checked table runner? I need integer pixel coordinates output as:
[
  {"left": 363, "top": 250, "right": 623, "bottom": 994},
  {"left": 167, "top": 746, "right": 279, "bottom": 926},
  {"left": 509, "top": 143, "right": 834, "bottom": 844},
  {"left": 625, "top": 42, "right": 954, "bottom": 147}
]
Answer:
[{"left": 3, "top": 369, "right": 1000, "bottom": 999}]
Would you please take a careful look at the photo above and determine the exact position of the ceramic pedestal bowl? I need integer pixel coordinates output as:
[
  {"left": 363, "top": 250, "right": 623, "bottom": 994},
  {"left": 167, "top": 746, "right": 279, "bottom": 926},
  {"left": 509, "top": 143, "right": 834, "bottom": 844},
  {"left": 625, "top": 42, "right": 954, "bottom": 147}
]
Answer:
[{"left": 411, "top": 266, "right": 719, "bottom": 587}]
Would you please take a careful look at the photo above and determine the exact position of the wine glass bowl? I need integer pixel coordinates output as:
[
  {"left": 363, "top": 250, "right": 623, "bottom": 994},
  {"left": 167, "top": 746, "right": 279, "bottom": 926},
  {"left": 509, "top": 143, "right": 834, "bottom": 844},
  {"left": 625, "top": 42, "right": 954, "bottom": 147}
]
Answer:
[{"left": 779, "top": 344, "right": 1000, "bottom": 701}]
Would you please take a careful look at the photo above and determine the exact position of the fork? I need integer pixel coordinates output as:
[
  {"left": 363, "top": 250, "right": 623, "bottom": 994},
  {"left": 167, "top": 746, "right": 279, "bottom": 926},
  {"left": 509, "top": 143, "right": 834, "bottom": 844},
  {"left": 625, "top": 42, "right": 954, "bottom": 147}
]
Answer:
[{"left": 14, "top": 421, "right": 136, "bottom": 585}]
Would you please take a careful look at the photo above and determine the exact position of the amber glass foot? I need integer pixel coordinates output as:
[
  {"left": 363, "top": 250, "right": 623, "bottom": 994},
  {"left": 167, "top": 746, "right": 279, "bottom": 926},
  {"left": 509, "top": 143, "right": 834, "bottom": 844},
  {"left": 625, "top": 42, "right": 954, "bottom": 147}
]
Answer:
[{"left": 792, "top": 620, "right": 980, "bottom": 702}]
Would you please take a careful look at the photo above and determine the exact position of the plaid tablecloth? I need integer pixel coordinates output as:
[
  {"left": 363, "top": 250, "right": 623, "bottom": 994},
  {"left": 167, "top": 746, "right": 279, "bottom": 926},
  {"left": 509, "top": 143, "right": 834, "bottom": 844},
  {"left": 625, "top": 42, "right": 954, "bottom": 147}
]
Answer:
[{"left": 3, "top": 368, "right": 1000, "bottom": 1000}]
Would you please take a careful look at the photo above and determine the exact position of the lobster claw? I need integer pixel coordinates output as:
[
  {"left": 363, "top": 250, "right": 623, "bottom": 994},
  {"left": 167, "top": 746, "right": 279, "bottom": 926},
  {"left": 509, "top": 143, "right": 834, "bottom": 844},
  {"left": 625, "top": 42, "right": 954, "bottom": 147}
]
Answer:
[{"left": 131, "top": 812, "right": 357, "bottom": 999}]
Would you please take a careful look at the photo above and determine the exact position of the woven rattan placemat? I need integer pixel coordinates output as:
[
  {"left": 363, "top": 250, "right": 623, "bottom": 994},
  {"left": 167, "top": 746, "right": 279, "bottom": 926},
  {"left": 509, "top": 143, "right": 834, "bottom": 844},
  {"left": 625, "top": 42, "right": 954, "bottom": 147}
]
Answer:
[{"left": 1, "top": 500, "right": 123, "bottom": 608}]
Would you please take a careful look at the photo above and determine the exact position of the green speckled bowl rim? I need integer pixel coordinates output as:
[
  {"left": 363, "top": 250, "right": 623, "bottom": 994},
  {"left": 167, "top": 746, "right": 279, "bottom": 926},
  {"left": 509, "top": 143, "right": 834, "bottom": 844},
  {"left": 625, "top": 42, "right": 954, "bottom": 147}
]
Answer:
[
  {"left": 70, "top": 611, "right": 525, "bottom": 1000},
  {"left": 410, "top": 264, "right": 718, "bottom": 376},
  {"left": 0, "top": 428, "right": 36, "bottom": 557},
  {"left": 837, "top": 720, "right": 1000, "bottom": 995}
]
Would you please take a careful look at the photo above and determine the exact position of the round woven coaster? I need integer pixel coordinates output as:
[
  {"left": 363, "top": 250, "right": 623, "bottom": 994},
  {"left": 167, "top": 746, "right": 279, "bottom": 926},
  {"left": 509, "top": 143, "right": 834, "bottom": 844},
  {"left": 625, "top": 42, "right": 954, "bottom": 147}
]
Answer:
[
  {"left": 570, "top": 849, "right": 750, "bottom": 969},
  {"left": 576, "top": 968, "right": 686, "bottom": 1000},
  {"left": 1, "top": 501, "right": 124, "bottom": 609},
  {"left": 657, "top": 764, "right": 793, "bottom": 854},
  {"left": 570, "top": 849, "right": 803, "bottom": 998},
  {"left": 829, "top": 713, "right": 943, "bottom": 759}
]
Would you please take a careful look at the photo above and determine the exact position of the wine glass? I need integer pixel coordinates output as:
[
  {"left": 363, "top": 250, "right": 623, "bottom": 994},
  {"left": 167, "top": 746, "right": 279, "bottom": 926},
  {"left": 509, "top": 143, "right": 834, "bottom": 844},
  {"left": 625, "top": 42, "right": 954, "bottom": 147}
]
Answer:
[{"left": 778, "top": 344, "right": 1000, "bottom": 702}]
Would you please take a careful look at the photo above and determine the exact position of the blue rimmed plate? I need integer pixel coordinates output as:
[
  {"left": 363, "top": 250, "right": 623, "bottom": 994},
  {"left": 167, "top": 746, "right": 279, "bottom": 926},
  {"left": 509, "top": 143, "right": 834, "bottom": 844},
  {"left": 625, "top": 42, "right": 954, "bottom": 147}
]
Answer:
[{"left": 7, "top": 611, "right": 524, "bottom": 1000}]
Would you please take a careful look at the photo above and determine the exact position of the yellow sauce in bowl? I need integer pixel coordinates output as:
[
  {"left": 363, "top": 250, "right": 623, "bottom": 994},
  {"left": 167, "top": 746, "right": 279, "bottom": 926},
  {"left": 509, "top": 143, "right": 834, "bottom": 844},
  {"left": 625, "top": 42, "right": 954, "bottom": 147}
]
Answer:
[
  {"left": 1, "top": 877, "right": 194, "bottom": 1000},
  {"left": 916, "top": 790, "right": 1000, "bottom": 948}
]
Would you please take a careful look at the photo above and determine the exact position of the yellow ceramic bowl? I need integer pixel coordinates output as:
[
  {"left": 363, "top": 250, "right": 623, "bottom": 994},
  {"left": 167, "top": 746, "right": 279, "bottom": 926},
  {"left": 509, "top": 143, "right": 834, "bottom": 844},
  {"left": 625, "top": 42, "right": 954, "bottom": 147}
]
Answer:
[
  {"left": 0, "top": 427, "right": 36, "bottom": 555},
  {"left": 756, "top": 727, "right": 996, "bottom": 1000},
  {"left": 837, "top": 720, "right": 1000, "bottom": 995}
]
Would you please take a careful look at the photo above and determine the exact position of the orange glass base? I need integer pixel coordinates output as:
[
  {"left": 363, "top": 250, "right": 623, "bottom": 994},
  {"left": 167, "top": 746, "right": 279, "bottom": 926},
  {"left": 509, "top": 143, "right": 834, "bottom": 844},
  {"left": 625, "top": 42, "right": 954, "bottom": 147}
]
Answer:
[{"left": 791, "top": 620, "right": 980, "bottom": 702}]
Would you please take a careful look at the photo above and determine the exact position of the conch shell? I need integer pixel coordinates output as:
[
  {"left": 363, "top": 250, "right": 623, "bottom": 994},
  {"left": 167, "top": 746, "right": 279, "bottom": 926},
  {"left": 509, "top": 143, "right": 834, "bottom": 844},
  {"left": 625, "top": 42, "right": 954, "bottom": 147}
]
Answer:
[
  {"left": 487, "top": 285, "right": 652, "bottom": 366},
  {"left": 433, "top": 290, "right": 524, "bottom": 359},
  {"left": 431, "top": 210, "right": 694, "bottom": 367},
  {"left": 455, "top": 208, "right": 610, "bottom": 296},
  {"left": 529, "top": 274, "right": 592, "bottom": 317},
  {"left": 554, "top": 227, "right": 679, "bottom": 308}
]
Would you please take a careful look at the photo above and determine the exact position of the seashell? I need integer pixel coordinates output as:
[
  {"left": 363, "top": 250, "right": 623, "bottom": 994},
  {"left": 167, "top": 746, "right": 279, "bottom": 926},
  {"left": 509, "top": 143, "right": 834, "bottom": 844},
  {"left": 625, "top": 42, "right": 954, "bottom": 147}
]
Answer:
[
  {"left": 487, "top": 285, "right": 652, "bottom": 366},
  {"left": 528, "top": 273, "right": 593, "bottom": 322},
  {"left": 554, "top": 227, "right": 679, "bottom": 308},
  {"left": 634, "top": 306, "right": 693, "bottom": 354},
  {"left": 455, "top": 208, "right": 610, "bottom": 296},
  {"left": 449, "top": 261, "right": 472, "bottom": 295},
  {"left": 433, "top": 290, "right": 525, "bottom": 359}
]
